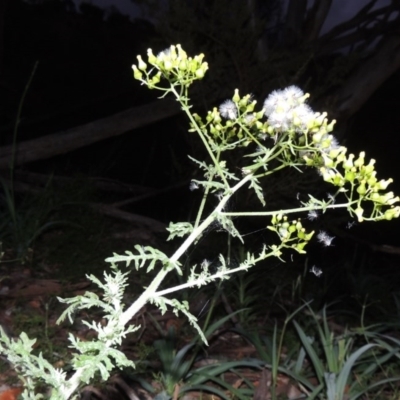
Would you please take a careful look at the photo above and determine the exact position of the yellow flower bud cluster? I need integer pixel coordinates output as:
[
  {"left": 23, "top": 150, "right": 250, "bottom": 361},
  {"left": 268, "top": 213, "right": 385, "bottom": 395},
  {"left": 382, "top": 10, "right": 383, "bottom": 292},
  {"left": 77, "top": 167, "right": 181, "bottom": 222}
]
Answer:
[
  {"left": 308, "top": 141, "right": 400, "bottom": 221},
  {"left": 189, "top": 90, "right": 267, "bottom": 146},
  {"left": 132, "top": 44, "right": 208, "bottom": 88},
  {"left": 341, "top": 151, "right": 400, "bottom": 221},
  {"left": 267, "top": 214, "right": 314, "bottom": 253}
]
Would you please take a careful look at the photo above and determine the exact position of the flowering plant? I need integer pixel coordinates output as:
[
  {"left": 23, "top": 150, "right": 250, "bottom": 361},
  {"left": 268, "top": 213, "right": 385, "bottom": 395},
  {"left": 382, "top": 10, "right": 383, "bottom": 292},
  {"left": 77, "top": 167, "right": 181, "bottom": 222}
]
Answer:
[{"left": 0, "top": 44, "right": 398, "bottom": 400}]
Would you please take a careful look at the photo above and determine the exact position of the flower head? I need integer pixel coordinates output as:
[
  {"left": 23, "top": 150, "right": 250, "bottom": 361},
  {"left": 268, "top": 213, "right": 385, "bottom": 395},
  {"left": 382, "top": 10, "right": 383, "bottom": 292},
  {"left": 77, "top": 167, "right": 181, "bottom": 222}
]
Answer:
[
  {"left": 283, "top": 86, "right": 305, "bottom": 105},
  {"left": 219, "top": 100, "right": 238, "bottom": 120},
  {"left": 263, "top": 90, "right": 282, "bottom": 117},
  {"left": 263, "top": 86, "right": 314, "bottom": 132}
]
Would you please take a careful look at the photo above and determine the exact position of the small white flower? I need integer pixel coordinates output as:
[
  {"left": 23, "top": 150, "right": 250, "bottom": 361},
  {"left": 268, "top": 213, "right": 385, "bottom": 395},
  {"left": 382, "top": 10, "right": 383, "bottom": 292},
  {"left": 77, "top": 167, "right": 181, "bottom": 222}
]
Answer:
[
  {"left": 263, "top": 86, "right": 305, "bottom": 117},
  {"left": 317, "top": 231, "right": 334, "bottom": 247},
  {"left": 219, "top": 100, "right": 237, "bottom": 120},
  {"left": 267, "top": 110, "right": 290, "bottom": 131},
  {"left": 310, "top": 265, "right": 323, "bottom": 277},
  {"left": 292, "top": 103, "right": 315, "bottom": 130},
  {"left": 307, "top": 210, "right": 319, "bottom": 221},
  {"left": 263, "top": 90, "right": 281, "bottom": 116},
  {"left": 318, "top": 135, "right": 340, "bottom": 154},
  {"left": 283, "top": 85, "right": 304, "bottom": 105},
  {"left": 263, "top": 86, "right": 312, "bottom": 133},
  {"left": 330, "top": 136, "right": 340, "bottom": 149},
  {"left": 189, "top": 181, "right": 199, "bottom": 191},
  {"left": 244, "top": 113, "right": 256, "bottom": 125},
  {"left": 157, "top": 47, "right": 172, "bottom": 59}
]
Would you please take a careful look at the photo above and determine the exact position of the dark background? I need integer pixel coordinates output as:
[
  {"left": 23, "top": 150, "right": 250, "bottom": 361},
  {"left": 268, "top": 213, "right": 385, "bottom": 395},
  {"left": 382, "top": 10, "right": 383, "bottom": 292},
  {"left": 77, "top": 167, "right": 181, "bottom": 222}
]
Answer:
[{"left": 1, "top": 0, "right": 400, "bottom": 270}]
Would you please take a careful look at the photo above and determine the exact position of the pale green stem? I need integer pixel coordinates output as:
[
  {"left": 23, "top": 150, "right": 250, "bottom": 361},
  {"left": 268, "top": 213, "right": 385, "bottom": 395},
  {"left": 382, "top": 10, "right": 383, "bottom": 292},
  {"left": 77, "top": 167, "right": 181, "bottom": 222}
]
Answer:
[
  {"left": 170, "top": 86, "right": 230, "bottom": 189},
  {"left": 221, "top": 200, "right": 357, "bottom": 218},
  {"left": 194, "top": 149, "right": 222, "bottom": 229},
  {"left": 169, "top": 85, "right": 229, "bottom": 229},
  {"left": 154, "top": 244, "right": 279, "bottom": 298},
  {"left": 63, "top": 165, "right": 250, "bottom": 400},
  {"left": 9, "top": 62, "right": 38, "bottom": 218},
  {"left": 117, "top": 173, "right": 253, "bottom": 329}
]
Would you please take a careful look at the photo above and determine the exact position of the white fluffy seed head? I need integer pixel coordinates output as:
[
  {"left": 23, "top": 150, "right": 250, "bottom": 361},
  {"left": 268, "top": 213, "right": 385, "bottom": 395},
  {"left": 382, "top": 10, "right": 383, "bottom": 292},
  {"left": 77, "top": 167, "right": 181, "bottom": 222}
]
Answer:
[
  {"left": 219, "top": 100, "right": 238, "bottom": 120},
  {"left": 307, "top": 210, "right": 319, "bottom": 221},
  {"left": 317, "top": 231, "right": 334, "bottom": 247}
]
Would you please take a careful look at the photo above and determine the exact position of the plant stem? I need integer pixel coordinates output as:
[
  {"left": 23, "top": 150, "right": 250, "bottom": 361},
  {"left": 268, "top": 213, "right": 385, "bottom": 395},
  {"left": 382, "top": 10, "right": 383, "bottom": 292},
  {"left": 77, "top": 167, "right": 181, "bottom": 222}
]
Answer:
[{"left": 10, "top": 62, "right": 39, "bottom": 204}]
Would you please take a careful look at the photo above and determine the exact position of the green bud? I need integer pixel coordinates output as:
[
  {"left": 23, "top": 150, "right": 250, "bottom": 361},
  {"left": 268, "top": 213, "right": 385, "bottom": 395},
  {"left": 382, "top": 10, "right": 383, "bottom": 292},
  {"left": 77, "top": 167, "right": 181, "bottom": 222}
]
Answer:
[
  {"left": 233, "top": 89, "right": 240, "bottom": 103},
  {"left": 312, "top": 131, "right": 324, "bottom": 143},
  {"left": 371, "top": 192, "right": 380, "bottom": 202},
  {"left": 239, "top": 96, "right": 248, "bottom": 108},
  {"left": 384, "top": 208, "right": 398, "bottom": 220},
  {"left": 376, "top": 178, "right": 393, "bottom": 190},
  {"left": 295, "top": 242, "right": 307, "bottom": 253},
  {"left": 315, "top": 112, "right": 328, "bottom": 125},
  {"left": 279, "top": 227, "right": 289, "bottom": 239},
  {"left": 151, "top": 72, "right": 161, "bottom": 85},
  {"left": 364, "top": 159, "right": 375, "bottom": 174},
  {"left": 176, "top": 44, "right": 187, "bottom": 60},
  {"left": 354, "top": 207, "right": 364, "bottom": 222},
  {"left": 255, "top": 121, "right": 263, "bottom": 130},
  {"left": 327, "top": 119, "right": 336, "bottom": 132},
  {"left": 132, "top": 65, "right": 142, "bottom": 80},
  {"left": 303, "top": 155, "right": 315, "bottom": 166},
  {"left": 367, "top": 172, "right": 377, "bottom": 186},
  {"left": 189, "top": 59, "right": 197, "bottom": 73},
  {"left": 163, "top": 60, "right": 173, "bottom": 70},
  {"left": 246, "top": 101, "right": 256, "bottom": 113},
  {"left": 137, "top": 55, "right": 147, "bottom": 71},
  {"left": 333, "top": 174, "right": 345, "bottom": 186},
  {"left": 179, "top": 60, "right": 188, "bottom": 71},
  {"left": 212, "top": 110, "right": 221, "bottom": 124},
  {"left": 354, "top": 151, "right": 365, "bottom": 168},
  {"left": 322, "top": 154, "right": 335, "bottom": 168},
  {"left": 386, "top": 196, "right": 399, "bottom": 206},
  {"left": 282, "top": 221, "right": 290, "bottom": 229},
  {"left": 147, "top": 48, "right": 157, "bottom": 65},
  {"left": 196, "top": 68, "right": 205, "bottom": 78},
  {"left": 356, "top": 181, "right": 367, "bottom": 195},
  {"left": 329, "top": 147, "right": 343, "bottom": 159},
  {"left": 345, "top": 170, "right": 355, "bottom": 182},
  {"left": 343, "top": 154, "right": 354, "bottom": 170},
  {"left": 305, "top": 231, "right": 315, "bottom": 241},
  {"left": 194, "top": 53, "right": 205, "bottom": 65}
]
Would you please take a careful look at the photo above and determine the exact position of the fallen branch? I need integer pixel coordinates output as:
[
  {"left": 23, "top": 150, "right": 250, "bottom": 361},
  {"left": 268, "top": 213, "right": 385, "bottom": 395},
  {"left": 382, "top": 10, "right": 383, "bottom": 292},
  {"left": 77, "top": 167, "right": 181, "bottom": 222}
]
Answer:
[{"left": 0, "top": 98, "right": 180, "bottom": 169}]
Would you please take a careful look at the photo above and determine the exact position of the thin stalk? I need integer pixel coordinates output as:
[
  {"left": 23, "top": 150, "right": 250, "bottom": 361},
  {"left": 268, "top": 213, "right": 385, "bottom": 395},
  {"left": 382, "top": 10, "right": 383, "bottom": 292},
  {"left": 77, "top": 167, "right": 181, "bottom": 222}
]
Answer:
[
  {"left": 10, "top": 62, "right": 39, "bottom": 204},
  {"left": 221, "top": 200, "right": 356, "bottom": 217},
  {"left": 171, "top": 86, "right": 230, "bottom": 189}
]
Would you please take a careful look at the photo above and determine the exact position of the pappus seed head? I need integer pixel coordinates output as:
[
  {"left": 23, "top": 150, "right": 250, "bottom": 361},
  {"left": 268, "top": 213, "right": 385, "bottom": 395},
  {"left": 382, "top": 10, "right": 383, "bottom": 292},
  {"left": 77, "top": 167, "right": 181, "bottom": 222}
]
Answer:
[
  {"left": 317, "top": 231, "right": 334, "bottom": 247},
  {"left": 219, "top": 100, "right": 238, "bottom": 120}
]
